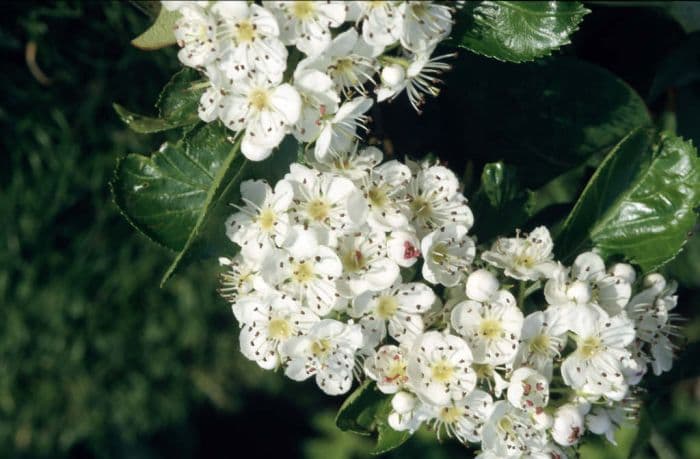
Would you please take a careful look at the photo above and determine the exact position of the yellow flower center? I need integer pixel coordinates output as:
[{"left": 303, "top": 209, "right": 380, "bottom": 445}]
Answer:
[
  {"left": 479, "top": 319, "right": 503, "bottom": 339},
  {"left": 430, "top": 243, "right": 448, "bottom": 264},
  {"left": 376, "top": 295, "right": 399, "bottom": 319},
  {"left": 235, "top": 20, "right": 256, "bottom": 43},
  {"left": 439, "top": 406, "right": 464, "bottom": 424},
  {"left": 342, "top": 249, "right": 365, "bottom": 273},
  {"left": 529, "top": 334, "right": 550, "bottom": 355},
  {"left": 579, "top": 336, "right": 602, "bottom": 359},
  {"left": 368, "top": 185, "right": 388, "bottom": 208},
  {"left": 385, "top": 359, "right": 407, "bottom": 382},
  {"left": 248, "top": 88, "right": 270, "bottom": 111},
  {"left": 268, "top": 318, "right": 292, "bottom": 340},
  {"left": 498, "top": 416, "right": 514, "bottom": 434},
  {"left": 292, "top": 261, "right": 315, "bottom": 284},
  {"left": 311, "top": 338, "right": 331, "bottom": 358},
  {"left": 431, "top": 360, "right": 454, "bottom": 383},
  {"left": 410, "top": 196, "right": 432, "bottom": 219},
  {"left": 306, "top": 198, "right": 331, "bottom": 222},
  {"left": 292, "top": 1, "right": 315, "bottom": 19},
  {"left": 257, "top": 208, "right": 276, "bottom": 231}
]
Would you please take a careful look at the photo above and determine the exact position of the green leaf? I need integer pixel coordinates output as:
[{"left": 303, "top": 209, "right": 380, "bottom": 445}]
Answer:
[
  {"left": 470, "top": 162, "right": 535, "bottom": 242},
  {"left": 112, "top": 123, "right": 243, "bottom": 252},
  {"left": 445, "top": 54, "right": 652, "bottom": 188},
  {"left": 452, "top": 1, "right": 589, "bottom": 63},
  {"left": 156, "top": 68, "right": 205, "bottom": 126},
  {"left": 372, "top": 423, "right": 411, "bottom": 455},
  {"left": 335, "top": 381, "right": 383, "bottom": 435},
  {"left": 114, "top": 69, "right": 204, "bottom": 134},
  {"left": 555, "top": 128, "right": 700, "bottom": 271},
  {"left": 335, "top": 382, "right": 412, "bottom": 454},
  {"left": 131, "top": 6, "right": 179, "bottom": 50},
  {"left": 113, "top": 103, "right": 179, "bottom": 134},
  {"left": 664, "top": 229, "right": 700, "bottom": 288}
]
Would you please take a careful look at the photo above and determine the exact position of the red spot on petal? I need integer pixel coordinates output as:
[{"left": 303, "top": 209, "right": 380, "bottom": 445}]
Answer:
[{"left": 403, "top": 241, "right": 420, "bottom": 260}]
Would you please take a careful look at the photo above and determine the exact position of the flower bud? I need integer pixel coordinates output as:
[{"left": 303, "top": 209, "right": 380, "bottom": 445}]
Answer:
[
  {"left": 381, "top": 64, "right": 406, "bottom": 87},
  {"left": 551, "top": 404, "right": 585, "bottom": 446},
  {"left": 609, "top": 263, "right": 636, "bottom": 284}
]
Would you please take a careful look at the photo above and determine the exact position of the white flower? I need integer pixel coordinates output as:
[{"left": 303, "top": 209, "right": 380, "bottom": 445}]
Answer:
[
  {"left": 286, "top": 164, "right": 366, "bottom": 245},
  {"left": 221, "top": 73, "right": 301, "bottom": 160},
  {"left": 376, "top": 47, "right": 455, "bottom": 113},
  {"left": 314, "top": 96, "right": 374, "bottom": 161},
  {"left": 551, "top": 404, "right": 585, "bottom": 447},
  {"left": 609, "top": 262, "right": 636, "bottom": 284},
  {"left": 218, "top": 254, "right": 266, "bottom": 303},
  {"left": 451, "top": 291, "right": 523, "bottom": 366},
  {"left": 336, "top": 228, "right": 400, "bottom": 297},
  {"left": 627, "top": 273, "right": 680, "bottom": 375},
  {"left": 419, "top": 389, "right": 494, "bottom": 444},
  {"left": 512, "top": 309, "right": 568, "bottom": 380},
  {"left": 212, "top": 2, "right": 287, "bottom": 82},
  {"left": 465, "top": 269, "right": 501, "bottom": 303},
  {"left": 407, "top": 164, "right": 474, "bottom": 236},
  {"left": 174, "top": 4, "right": 218, "bottom": 68},
  {"left": 352, "top": 1, "right": 403, "bottom": 50},
  {"left": 352, "top": 281, "right": 436, "bottom": 344},
  {"left": 197, "top": 66, "right": 227, "bottom": 122},
  {"left": 265, "top": 1, "right": 346, "bottom": 56},
  {"left": 262, "top": 231, "right": 342, "bottom": 315},
  {"left": 407, "top": 331, "right": 477, "bottom": 406},
  {"left": 586, "top": 404, "right": 630, "bottom": 445},
  {"left": 233, "top": 292, "right": 319, "bottom": 369},
  {"left": 292, "top": 69, "right": 340, "bottom": 143},
  {"left": 399, "top": 1, "right": 454, "bottom": 52},
  {"left": 421, "top": 224, "right": 476, "bottom": 287},
  {"left": 162, "top": 1, "right": 208, "bottom": 12},
  {"left": 482, "top": 226, "right": 557, "bottom": 281},
  {"left": 507, "top": 368, "right": 549, "bottom": 414},
  {"left": 308, "top": 144, "right": 383, "bottom": 181},
  {"left": 561, "top": 308, "right": 635, "bottom": 398},
  {"left": 360, "top": 160, "right": 412, "bottom": 231},
  {"left": 544, "top": 254, "right": 633, "bottom": 330},
  {"left": 282, "top": 319, "right": 363, "bottom": 395},
  {"left": 363, "top": 345, "right": 410, "bottom": 394},
  {"left": 481, "top": 401, "right": 548, "bottom": 457},
  {"left": 225, "top": 179, "right": 293, "bottom": 259},
  {"left": 298, "top": 28, "right": 378, "bottom": 96},
  {"left": 386, "top": 230, "right": 421, "bottom": 268},
  {"left": 388, "top": 391, "right": 423, "bottom": 432}
]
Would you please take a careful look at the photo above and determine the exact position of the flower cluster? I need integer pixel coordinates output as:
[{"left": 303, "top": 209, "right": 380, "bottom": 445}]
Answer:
[
  {"left": 219, "top": 147, "right": 683, "bottom": 457},
  {"left": 162, "top": 1, "right": 457, "bottom": 160}
]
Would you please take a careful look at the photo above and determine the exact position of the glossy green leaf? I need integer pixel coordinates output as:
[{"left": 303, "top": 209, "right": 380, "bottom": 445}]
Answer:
[
  {"left": 444, "top": 54, "right": 652, "bottom": 188},
  {"left": 665, "top": 230, "right": 700, "bottom": 288},
  {"left": 112, "top": 122, "right": 243, "bottom": 253},
  {"left": 470, "top": 162, "right": 535, "bottom": 242},
  {"left": 113, "top": 103, "right": 179, "bottom": 134},
  {"left": 335, "top": 381, "right": 382, "bottom": 435},
  {"left": 556, "top": 128, "right": 700, "bottom": 271},
  {"left": 131, "top": 6, "right": 179, "bottom": 50},
  {"left": 453, "top": 1, "right": 589, "bottom": 63},
  {"left": 156, "top": 68, "right": 205, "bottom": 125},
  {"left": 114, "top": 69, "right": 204, "bottom": 134},
  {"left": 335, "top": 382, "right": 412, "bottom": 454}
]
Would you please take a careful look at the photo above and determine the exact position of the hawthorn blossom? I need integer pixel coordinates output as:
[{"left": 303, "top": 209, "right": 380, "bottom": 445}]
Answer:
[
  {"left": 561, "top": 309, "right": 635, "bottom": 398},
  {"left": 451, "top": 289, "right": 523, "bottom": 366},
  {"left": 481, "top": 401, "right": 548, "bottom": 457},
  {"left": 482, "top": 226, "right": 557, "bottom": 281},
  {"left": 173, "top": 4, "right": 218, "bottom": 68},
  {"left": 407, "top": 331, "right": 477, "bottom": 406},
  {"left": 551, "top": 404, "right": 585, "bottom": 447},
  {"left": 512, "top": 309, "right": 568, "bottom": 380},
  {"left": 352, "top": 281, "right": 436, "bottom": 344},
  {"left": 233, "top": 292, "right": 319, "bottom": 369},
  {"left": 314, "top": 96, "right": 374, "bottom": 161},
  {"left": 225, "top": 179, "right": 293, "bottom": 259},
  {"left": 282, "top": 319, "right": 362, "bottom": 395},
  {"left": 364, "top": 345, "right": 410, "bottom": 394},
  {"left": 419, "top": 389, "right": 494, "bottom": 444},
  {"left": 221, "top": 72, "right": 301, "bottom": 160},
  {"left": 264, "top": 1, "right": 346, "bottom": 56},
  {"left": 360, "top": 160, "right": 412, "bottom": 231},
  {"left": 399, "top": 1, "right": 454, "bottom": 52},
  {"left": 421, "top": 224, "right": 476, "bottom": 287},
  {"left": 336, "top": 228, "right": 400, "bottom": 297}
]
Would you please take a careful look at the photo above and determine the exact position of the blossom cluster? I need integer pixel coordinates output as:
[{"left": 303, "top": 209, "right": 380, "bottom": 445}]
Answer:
[
  {"left": 162, "top": 1, "right": 456, "bottom": 161},
  {"left": 218, "top": 146, "right": 682, "bottom": 457}
]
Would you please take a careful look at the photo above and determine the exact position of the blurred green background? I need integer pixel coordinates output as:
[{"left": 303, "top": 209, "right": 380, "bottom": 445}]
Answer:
[{"left": 1, "top": 2, "right": 699, "bottom": 458}]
